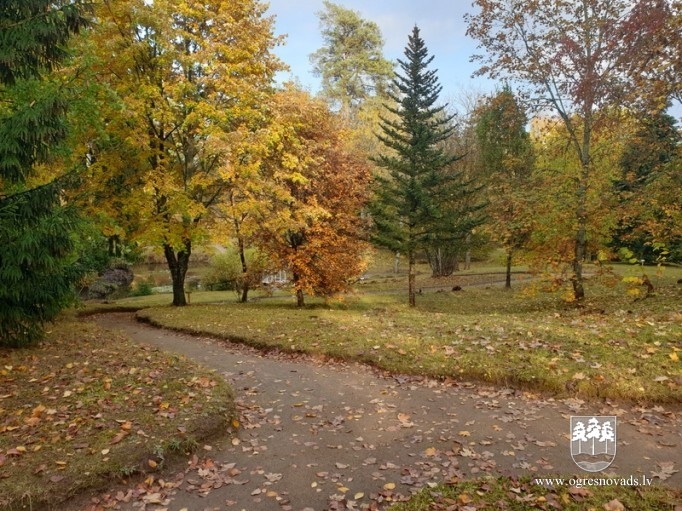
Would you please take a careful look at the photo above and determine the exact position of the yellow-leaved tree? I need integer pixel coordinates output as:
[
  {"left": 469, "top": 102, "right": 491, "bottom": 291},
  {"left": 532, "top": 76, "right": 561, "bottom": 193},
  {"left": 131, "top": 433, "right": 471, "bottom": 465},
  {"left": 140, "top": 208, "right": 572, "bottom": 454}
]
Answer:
[
  {"left": 84, "top": 0, "right": 283, "bottom": 305},
  {"left": 256, "top": 87, "right": 372, "bottom": 306}
]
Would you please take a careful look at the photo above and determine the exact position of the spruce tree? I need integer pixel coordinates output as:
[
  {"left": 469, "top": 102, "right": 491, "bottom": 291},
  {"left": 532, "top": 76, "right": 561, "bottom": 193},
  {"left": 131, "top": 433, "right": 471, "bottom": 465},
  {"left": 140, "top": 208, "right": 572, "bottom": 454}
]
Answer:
[
  {"left": 0, "top": 1, "right": 90, "bottom": 346},
  {"left": 371, "top": 26, "right": 471, "bottom": 306}
]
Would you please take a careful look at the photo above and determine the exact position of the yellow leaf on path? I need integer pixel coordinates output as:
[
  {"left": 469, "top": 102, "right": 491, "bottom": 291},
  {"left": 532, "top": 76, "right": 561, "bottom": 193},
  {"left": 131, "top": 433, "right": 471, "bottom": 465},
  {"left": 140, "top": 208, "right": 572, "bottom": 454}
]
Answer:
[
  {"left": 354, "top": 492, "right": 365, "bottom": 499},
  {"left": 424, "top": 447, "right": 437, "bottom": 456},
  {"left": 148, "top": 459, "right": 157, "bottom": 469},
  {"left": 670, "top": 352, "right": 679, "bottom": 362},
  {"left": 383, "top": 482, "right": 396, "bottom": 490},
  {"left": 458, "top": 430, "right": 471, "bottom": 437}
]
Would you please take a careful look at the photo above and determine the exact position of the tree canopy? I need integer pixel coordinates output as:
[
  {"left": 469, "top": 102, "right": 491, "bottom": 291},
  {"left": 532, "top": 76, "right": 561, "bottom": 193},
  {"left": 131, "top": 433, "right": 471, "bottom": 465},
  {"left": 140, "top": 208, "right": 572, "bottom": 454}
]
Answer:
[
  {"left": 466, "top": 0, "right": 673, "bottom": 300},
  {"left": 310, "top": 1, "right": 394, "bottom": 117},
  {"left": 0, "top": 0, "right": 91, "bottom": 346},
  {"left": 371, "top": 26, "right": 474, "bottom": 306}
]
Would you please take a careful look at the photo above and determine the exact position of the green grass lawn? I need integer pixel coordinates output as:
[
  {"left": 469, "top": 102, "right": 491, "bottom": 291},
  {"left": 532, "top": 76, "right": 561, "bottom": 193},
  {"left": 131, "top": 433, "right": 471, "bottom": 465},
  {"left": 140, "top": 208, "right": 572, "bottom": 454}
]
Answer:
[
  {"left": 390, "top": 477, "right": 681, "bottom": 511},
  {"left": 132, "top": 266, "right": 681, "bottom": 404}
]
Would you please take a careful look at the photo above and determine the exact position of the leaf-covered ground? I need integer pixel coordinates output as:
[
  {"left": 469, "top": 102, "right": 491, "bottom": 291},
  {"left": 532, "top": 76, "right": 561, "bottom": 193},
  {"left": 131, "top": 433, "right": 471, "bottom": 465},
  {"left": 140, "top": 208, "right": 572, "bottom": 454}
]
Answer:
[
  {"left": 0, "top": 317, "right": 235, "bottom": 511},
  {"left": 136, "top": 276, "right": 682, "bottom": 404},
  {"left": 389, "top": 477, "right": 681, "bottom": 511}
]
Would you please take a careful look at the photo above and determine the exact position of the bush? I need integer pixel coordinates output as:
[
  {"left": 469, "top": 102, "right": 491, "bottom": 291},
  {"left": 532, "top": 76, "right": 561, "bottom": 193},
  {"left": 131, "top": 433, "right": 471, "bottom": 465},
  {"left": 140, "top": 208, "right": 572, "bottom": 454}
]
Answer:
[
  {"left": 203, "top": 248, "right": 270, "bottom": 297},
  {"left": 130, "top": 277, "right": 154, "bottom": 297}
]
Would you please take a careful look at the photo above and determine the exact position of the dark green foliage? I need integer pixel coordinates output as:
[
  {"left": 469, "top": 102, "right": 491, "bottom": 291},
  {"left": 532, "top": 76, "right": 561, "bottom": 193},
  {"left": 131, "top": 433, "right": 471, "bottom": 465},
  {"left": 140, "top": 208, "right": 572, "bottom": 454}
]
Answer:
[
  {"left": 370, "top": 26, "right": 484, "bottom": 302},
  {"left": 371, "top": 26, "right": 457, "bottom": 253},
  {"left": 0, "top": 79, "right": 69, "bottom": 182},
  {"left": 0, "top": 1, "right": 91, "bottom": 85},
  {"left": 0, "top": 1, "right": 91, "bottom": 346},
  {"left": 0, "top": 183, "right": 80, "bottom": 346}
]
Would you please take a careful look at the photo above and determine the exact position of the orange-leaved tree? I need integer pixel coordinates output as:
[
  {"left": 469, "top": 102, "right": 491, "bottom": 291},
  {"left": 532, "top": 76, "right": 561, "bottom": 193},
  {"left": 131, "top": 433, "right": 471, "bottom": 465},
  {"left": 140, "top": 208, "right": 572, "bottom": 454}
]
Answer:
[
  {"left": 84, "top": 0, "right": 283, "bottom": 305},
  {"left": 256, "top": 87, "right": 372, "bottom": 306}
]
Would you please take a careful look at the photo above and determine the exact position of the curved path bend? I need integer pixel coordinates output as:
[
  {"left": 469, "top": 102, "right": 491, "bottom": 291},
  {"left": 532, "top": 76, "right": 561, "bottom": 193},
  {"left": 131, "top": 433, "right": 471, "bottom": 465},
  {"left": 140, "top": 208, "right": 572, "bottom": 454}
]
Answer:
[{"left": 64, "top": 313, "right": 680, "bottom": 511}]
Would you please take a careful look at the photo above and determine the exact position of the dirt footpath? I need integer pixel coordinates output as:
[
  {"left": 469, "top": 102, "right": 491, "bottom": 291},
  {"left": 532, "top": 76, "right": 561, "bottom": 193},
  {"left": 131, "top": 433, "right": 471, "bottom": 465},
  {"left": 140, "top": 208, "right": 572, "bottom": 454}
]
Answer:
[{"left": 63, "top": 313, "right": 681, "bottom": 510}]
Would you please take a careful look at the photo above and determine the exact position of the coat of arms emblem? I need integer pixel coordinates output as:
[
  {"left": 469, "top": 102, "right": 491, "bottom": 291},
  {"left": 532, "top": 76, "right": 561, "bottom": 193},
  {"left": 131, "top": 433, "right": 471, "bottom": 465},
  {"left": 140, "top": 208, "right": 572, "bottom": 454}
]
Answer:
[{"left": 570, "top": 416, "right": 617, "bottom": 472}]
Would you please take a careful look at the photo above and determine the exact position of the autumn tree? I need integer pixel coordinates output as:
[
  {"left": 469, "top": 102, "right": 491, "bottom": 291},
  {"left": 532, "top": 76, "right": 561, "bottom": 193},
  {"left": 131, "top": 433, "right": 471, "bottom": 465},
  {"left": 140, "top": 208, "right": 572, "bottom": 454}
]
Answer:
[
  {"left": 309, "top": 1, "right": 394, "bottom": 119},
  {"left": 87, "top": 0, "right": 282, "bottom": 306},
  {"left": 466, "top": 0, "right": 670, "bottom": 300},
  {"left": 371, "top": 26, "right": 479, "bottom": 306},
  {"left": 528, "top": 114, "right": 624, "bottom": 284},
  {"left": 475, "top": 86, "right": 534, "bottom": 288},
  {"left": 256, "top": 87, "right": 371, "bottom": 307},
  {"left": 614, "top": 111, "right": 681, "bottom": 262},
  {"left": 0, "top": 1, "right": 91, "bottom": 346}
]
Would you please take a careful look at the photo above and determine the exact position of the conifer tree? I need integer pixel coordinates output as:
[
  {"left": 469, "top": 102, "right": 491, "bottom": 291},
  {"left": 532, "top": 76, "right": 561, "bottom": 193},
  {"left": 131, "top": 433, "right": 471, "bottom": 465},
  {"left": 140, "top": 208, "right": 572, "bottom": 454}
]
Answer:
[
  {"left": 371, "top": 26, "right": 475, "bottom": 306},
  {"left": 0, "top": 1, "right": 91, "bottom": 346}
]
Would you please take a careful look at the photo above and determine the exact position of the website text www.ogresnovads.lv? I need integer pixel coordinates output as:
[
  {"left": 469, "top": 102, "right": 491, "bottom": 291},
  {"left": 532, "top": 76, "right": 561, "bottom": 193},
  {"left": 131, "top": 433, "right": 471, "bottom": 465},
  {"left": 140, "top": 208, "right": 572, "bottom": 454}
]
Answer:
[{"left": 533, "top": 475, "right": 653, "bottom": 488}]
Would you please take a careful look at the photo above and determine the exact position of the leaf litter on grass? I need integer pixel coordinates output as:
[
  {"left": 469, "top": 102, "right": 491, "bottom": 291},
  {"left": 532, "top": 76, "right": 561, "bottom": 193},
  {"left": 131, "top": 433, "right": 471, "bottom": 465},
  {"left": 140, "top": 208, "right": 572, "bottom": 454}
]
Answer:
[
  {"left": 0, "top": 317, "right": 235, "bottom": 510},
  {"left": 138, "top": 279, "right": 682, "bottom": 403}
]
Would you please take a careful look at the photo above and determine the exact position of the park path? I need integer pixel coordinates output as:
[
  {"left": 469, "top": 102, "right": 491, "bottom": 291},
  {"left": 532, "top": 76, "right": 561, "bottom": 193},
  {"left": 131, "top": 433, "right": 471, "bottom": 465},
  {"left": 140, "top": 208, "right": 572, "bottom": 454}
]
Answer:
[{"left": 63, "top": 313, "right": 681, "bottom": 511}]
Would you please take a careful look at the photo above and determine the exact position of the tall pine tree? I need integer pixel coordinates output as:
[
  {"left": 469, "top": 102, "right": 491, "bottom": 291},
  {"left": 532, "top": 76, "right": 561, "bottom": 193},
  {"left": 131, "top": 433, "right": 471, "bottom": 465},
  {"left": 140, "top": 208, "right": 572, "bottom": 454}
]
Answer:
[
  {"left": 0, "top": 1, "right": 90, "bottom": 346},
  {"left": 371, "top": 26, "right": 472, "bottom": 306}
]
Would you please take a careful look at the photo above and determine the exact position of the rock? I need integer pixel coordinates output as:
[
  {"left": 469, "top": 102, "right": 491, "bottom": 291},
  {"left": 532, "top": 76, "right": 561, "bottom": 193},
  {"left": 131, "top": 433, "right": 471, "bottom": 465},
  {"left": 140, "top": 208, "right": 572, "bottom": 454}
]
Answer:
[{"left": 87, "top": 264, "right": 134, "bottom": 299}]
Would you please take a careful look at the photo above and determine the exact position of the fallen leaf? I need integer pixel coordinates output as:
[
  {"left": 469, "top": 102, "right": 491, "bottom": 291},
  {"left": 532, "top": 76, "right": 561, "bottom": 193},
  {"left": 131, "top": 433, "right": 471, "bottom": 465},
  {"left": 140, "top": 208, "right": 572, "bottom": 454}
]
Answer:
[
  {"left": 383, "top": 482, "right": 396, "bottom": 490},
  {"left": 651, "top": 462, "right": 678, "bottom": 481},
  {"left": 603, "top": 499, "right": 625, "bottom": 511},
  {"left": 110, "top": 431, "right": 127, "bottom": 444}
]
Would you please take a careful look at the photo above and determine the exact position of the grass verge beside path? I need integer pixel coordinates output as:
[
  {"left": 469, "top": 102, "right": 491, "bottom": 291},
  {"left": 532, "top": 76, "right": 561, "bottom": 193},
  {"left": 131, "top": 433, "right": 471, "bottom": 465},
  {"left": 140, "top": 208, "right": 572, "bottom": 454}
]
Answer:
[
  {"left": 389, "top": 477, "right": 682, "bottom": 511},
  {"left": 137, "top": 280, "right": 682, "bottom": 404},
  {"left": 0, "top": 317, "right": 235, "bottom": 511}
]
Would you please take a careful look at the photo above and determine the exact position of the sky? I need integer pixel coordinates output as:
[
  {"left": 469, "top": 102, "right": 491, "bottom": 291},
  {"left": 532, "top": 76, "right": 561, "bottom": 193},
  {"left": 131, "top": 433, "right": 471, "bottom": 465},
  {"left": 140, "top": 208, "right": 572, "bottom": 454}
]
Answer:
[{"left": 264, "top": 0, "right": 496, "bottom": 109}]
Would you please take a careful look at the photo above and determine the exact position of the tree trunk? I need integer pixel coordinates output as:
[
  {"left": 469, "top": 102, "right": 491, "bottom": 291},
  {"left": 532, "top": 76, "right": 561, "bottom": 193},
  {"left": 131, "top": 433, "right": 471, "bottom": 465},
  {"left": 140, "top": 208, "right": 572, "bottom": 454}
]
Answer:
[
  {"left": 236, "top": 233, "right": 249, "bottom": 303},
  {"left": 394, "top": 251, "right": 400, "bottom": 273},
  {"left": 292, "top": 270, "right": 305, "bottom": 307},
  {"left": 505, "top": 248, "right": 513, "bottom": 289},
  {"left": 464, "top": 233, "right": 471, "bottom": 270},
  {"left": 164, "top": 240, "right": 191, "bottom": 306},
  {"left": 572, "top": 159, "right": 589, "bottom": 301},
  {"left": 408, "top": 250, "right": 416, "bottom": 307}
]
